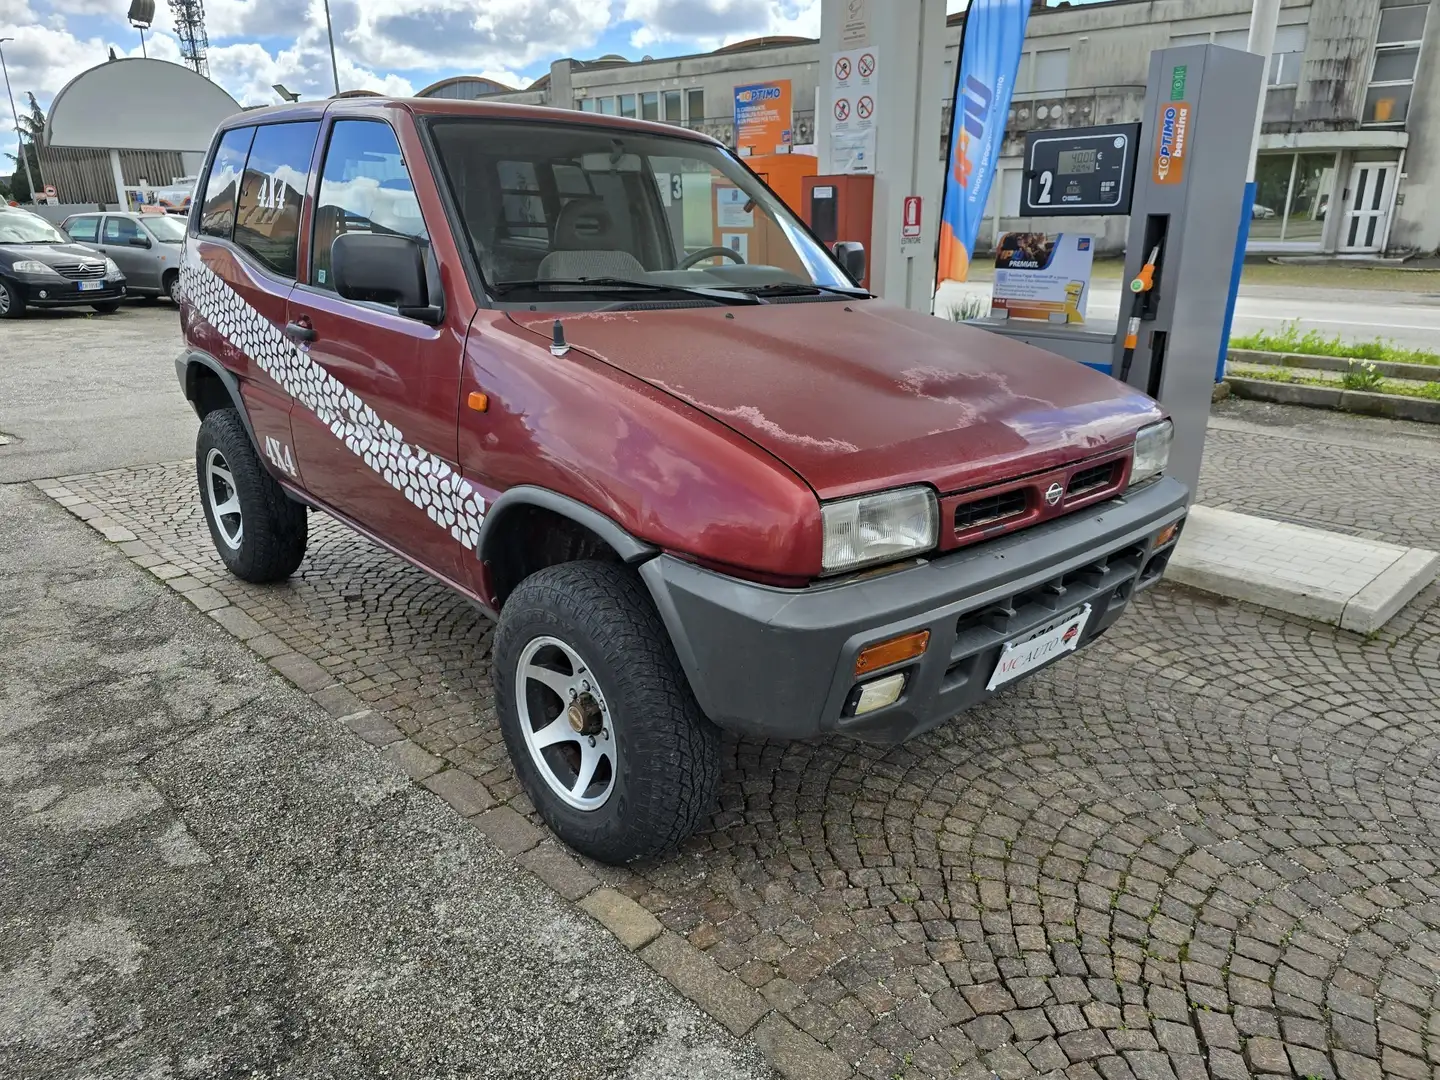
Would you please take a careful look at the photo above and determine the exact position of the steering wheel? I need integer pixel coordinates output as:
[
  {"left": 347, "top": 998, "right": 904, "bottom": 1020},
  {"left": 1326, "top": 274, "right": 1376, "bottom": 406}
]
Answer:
[{"left": 680, "top": 246, "right": 746, "bottom": 269}]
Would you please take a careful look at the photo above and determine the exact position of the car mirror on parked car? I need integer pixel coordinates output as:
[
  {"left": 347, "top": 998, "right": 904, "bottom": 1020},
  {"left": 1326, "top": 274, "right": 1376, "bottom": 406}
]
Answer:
[
  {"left": 331, "top": 232, "right": 441, "bottom": 323},
  {"left": 129, "top": 234, "right": 152, "bottom": 248},
  {"left": 834, "top": 241, "right": 866, "bottom": 286}
]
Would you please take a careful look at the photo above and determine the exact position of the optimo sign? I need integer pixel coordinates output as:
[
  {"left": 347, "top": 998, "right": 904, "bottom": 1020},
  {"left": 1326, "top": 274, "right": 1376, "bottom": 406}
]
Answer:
[{"left": 734, "top": 80, "right": 793, "bottom": 157}]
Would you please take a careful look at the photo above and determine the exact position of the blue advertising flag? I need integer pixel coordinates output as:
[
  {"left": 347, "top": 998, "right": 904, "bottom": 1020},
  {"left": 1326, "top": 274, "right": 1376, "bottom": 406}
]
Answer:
[{"left": 938, "top": 0, "right": 1031, "bottom": 286}]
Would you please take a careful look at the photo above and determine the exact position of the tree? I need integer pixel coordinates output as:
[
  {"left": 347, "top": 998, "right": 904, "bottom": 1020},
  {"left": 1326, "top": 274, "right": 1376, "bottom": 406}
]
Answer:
[{"left": 5, "top": 92, "right": 45, "bottom": 202}]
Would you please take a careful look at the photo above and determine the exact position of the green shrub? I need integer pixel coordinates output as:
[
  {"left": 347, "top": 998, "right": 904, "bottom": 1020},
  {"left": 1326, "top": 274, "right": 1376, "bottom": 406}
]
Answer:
[
  {"left": 1340, "top": 360, "right": 1384, "bottom": 391},
  {"left": 1230, "top": 321, "right": 1440, "bottom": 366}
]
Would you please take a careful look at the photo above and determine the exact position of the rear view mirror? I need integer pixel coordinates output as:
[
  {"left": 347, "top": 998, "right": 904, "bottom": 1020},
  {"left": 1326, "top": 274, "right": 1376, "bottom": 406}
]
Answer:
[
  {"left": 579, "top": 152, "right": 643, "bottom": 173},
  {"left": 331, "top": 232, "right": 440, "bottom": 321},
  {"left": 834, "top": 241, "right": 866, "bottom": 285}
]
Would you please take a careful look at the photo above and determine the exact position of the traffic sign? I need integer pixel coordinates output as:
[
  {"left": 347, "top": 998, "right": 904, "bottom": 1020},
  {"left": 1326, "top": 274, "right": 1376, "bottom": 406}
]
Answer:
[
  {"left": 1021, "top": 122, "right": 1141, "bottom": 217},
  {"left": 42, "top": 185, "right": 57, "bottom": 200}
]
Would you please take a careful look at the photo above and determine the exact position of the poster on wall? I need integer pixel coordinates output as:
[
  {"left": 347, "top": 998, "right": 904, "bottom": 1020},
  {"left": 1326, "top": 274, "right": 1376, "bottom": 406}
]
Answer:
[
  {"left": 827, "top": 47, "right": 878, "bottom": 174},
  {"left": 721, "top": 233, "right": 750, "bottom": 262},
  {"left": 734, "top": 80, "right": 793, "bottom": 157},
  {"left": 716, "top": 187, "right": 754, "bottom": 228},
  {"left": 990, "top": 233, "right": 1094, "bottom": 324}
]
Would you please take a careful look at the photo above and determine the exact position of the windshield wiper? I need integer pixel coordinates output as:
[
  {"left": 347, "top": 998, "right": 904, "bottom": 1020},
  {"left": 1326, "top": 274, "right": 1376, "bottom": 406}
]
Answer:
[
  {"left": 741, "top": 282, "right": 871, "bottom": 299},
  {"left": 494, "top": 277, "right": 762, "bottom": 305}
]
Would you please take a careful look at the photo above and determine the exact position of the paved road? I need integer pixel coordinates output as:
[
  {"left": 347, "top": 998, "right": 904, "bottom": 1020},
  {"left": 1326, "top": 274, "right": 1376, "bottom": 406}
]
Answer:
[
  {"left": 0, "top": 480, "right": 771, "bottom": 1080},
  {"left": 0, "top": 304, "right": 196, "bottom": 483},
  {"left": 939, "top": 280, "right": 1440, "bottom": 352}
]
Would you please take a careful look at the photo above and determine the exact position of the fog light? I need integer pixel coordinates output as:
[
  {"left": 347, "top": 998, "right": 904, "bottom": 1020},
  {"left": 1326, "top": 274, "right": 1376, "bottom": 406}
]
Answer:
[
  {"left": 855, "top": 629, "right": 930, "bottom": 676},
  {"left": 38, "top": 290, "right": 48, "bottom": 299},
  {"left": 1155, "top": 522, "right": 1179, "bottom": 547},
  {"left": 854, "top": 672, "right": 907, "bottom": 715}
]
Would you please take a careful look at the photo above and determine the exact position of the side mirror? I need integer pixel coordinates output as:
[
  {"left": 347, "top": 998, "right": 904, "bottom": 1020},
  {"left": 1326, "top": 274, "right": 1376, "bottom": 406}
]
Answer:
[
  {"left": 331, "top": 231, "right": 440, "bottom": 322},
  {"left": 129, "top": 234, "right": 152, "bottom": 248},
  {"left": 834, "top": 241, "right": 866, "bottom": 285}
]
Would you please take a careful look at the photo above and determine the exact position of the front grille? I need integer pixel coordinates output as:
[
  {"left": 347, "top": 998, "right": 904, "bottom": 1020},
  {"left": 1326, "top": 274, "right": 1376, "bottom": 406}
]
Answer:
[
  {"left": 954, "top": 489, "right": 1027, "bottom": 532},
  {"left": 52, "top": 262, "right": 106, "bottom": 280},
  {"left": 1068, "top": 461, "right": 1118, "bottom": 497}
]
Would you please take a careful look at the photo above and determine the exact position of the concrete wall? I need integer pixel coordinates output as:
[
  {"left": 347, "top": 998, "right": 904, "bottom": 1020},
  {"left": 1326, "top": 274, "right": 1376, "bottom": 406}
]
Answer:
[{"left": 1391, "top": 1, "right": 1440, "bottom": 253}]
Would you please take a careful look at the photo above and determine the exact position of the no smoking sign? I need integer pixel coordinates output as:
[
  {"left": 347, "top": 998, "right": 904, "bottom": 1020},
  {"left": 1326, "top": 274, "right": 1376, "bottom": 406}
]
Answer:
[
  {"left": 834, "top": 57, "right": 851, "bottom": 81},
  {"left": 857, "top": 96, "right": 874, "bottom": 120},
  {"left": 858, "top": 53, "right": 875, "bottom": 78},
  {"left": 834, "top": 99, "right": 851, "bottom": 122}
]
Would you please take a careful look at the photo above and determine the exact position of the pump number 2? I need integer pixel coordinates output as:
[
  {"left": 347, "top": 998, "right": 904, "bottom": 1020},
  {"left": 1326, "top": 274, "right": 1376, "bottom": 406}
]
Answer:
[{"left": 1036, "top": 170, "right": 1054, "bottom": 205}]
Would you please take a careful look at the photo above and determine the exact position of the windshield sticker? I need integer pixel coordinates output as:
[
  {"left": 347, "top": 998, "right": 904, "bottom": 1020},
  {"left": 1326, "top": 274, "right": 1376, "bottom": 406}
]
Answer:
[{"left": 179, "top": 252, "right": 487, "bottom": 550}]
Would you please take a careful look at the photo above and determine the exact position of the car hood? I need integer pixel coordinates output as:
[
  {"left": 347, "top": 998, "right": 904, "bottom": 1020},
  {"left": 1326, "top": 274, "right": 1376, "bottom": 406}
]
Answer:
[
  {"left": 508, "top": 301, "right": 1163, "bottom": 500},
  {"left": 0, "top": 242, "right": 109, "bottom": 267}
]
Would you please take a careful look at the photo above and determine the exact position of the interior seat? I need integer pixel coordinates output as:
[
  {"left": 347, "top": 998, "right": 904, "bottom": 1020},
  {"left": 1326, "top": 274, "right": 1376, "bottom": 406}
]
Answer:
[{"left": 537, "top": 197, "right": 645, "bottom": 280}]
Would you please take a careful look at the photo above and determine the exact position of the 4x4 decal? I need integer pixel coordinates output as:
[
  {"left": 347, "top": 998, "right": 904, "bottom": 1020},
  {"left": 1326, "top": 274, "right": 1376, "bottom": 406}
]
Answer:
[{"left": 180, "top": 252, "right": 487, "bottom": 550}]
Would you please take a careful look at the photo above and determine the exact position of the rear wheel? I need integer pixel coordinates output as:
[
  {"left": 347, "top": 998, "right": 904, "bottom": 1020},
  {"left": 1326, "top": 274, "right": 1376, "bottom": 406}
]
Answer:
[
  {"left": 493, "top": 561, "right": 720, "bottom": 864},
  {"left": 0, "top": 278, "right": 24, "bottom": 319},
  {"left": 91, "top": 301, "right": 122, "bottom": 314},
  {"left": 196, "top": 409, "right": 308, "bottom": 583},
  {"left": 162, "top": 271, "right": 178, "bottom": 301}
]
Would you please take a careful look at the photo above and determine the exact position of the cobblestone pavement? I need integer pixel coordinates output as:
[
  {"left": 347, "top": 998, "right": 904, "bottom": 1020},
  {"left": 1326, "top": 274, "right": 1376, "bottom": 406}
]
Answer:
[{"left": 36, "top": 402, "right": 1440, "bottom": 1080}]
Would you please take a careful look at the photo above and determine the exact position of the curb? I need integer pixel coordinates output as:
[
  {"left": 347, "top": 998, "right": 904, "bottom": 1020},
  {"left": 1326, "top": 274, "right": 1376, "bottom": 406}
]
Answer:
[
  {"left": 1225, "top": 376, "right": 1440, "bottom": 425},
  {"left": 1228, "top": 348, "right": 1440, "bottom": 384},
  {"left": 29, "top": 477, "right": 830, "bottom": 1079}
]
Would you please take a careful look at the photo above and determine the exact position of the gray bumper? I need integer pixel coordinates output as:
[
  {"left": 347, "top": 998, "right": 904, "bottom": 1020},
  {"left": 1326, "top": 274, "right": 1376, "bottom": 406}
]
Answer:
[{"left": 641, "top": 477, "right": 1188, "bottom": 745}]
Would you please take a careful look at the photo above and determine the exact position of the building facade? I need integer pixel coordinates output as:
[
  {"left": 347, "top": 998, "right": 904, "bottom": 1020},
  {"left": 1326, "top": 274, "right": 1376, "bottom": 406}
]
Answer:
[{"left": 431, "top": 0, "right": 1438, "bottom": 257}]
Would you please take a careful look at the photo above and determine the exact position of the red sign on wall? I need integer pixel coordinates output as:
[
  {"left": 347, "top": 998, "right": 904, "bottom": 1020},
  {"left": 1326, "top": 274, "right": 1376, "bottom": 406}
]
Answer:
[{"left": 902, "top": 195, "right": 923, "bottom": 240}]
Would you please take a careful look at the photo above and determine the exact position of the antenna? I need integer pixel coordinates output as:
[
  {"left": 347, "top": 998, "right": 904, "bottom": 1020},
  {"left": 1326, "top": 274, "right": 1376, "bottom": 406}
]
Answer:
[{"left": 168, "top": 0, "right": 211, "bottom": 78}]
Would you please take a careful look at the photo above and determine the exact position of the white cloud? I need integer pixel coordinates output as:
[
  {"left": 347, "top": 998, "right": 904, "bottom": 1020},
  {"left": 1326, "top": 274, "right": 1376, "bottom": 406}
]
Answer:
[
  {"left": 621, "top": 0, "right": 820, "bottom": 51},
  {"left": 207, "top": 33, "right": 418, "bottom": 104}
]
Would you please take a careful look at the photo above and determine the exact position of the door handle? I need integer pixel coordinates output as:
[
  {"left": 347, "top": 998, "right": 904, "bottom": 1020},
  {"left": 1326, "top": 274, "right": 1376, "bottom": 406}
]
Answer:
[{"left": 284, "top": 320, "right": 317, "bottom": 343}]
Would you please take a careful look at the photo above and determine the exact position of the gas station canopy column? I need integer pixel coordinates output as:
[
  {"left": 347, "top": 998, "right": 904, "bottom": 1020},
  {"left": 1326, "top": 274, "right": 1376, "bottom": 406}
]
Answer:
[{"left": 817, "top": 0, "right": 947, "bottom": 313}]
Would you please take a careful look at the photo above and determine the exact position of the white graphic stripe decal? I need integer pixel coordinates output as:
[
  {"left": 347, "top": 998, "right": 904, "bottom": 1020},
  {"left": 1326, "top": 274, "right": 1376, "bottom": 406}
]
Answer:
[{"left": 181, "top": 254, "right": 487, "bottom": 551}]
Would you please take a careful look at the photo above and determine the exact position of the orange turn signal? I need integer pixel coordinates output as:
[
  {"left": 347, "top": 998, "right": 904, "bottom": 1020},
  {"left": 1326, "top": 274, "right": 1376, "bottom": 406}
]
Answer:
[
  {"left": 467, "top": 391, "right": 489, "bottom": 412},
  {"left": 855, "top": 629, "right": 930, "bottom": 677},
  {"left": 1155, "top": 523, "right": 1179, "bottom": 548}
]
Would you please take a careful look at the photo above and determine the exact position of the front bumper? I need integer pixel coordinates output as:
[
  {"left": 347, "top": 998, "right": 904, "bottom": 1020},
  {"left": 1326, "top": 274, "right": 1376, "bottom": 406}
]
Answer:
[
  {"left": 7, "top": 275, "right": 126, "bottom": 306},
  {"left": 642, "top": 476, "right": 1188, "bottom": 745}
]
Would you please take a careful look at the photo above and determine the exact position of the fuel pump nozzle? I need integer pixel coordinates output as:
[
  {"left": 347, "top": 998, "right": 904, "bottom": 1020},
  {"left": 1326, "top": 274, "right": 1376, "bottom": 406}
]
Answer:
[{"left": 1117, "top": 244, "right": 1162, "bottom": 383}]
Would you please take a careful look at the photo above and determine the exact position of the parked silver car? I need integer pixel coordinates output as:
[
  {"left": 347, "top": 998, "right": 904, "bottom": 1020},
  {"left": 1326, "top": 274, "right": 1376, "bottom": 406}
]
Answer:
[{"left": 60, "top": 211, "right": 185, "bottom": 300}]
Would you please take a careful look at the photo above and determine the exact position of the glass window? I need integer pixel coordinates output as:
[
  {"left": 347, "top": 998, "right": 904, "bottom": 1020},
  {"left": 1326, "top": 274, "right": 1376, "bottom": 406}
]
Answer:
[
  {"left": 1378, "top": 3, "right": 1427, "bottom": 43},
  {"left": 664, "top": 90, "right": 682, "bottom": 122},
  {"left": 199, "top": 126, "right": 254, "bottom": 240},
  {"left": 233, "top": 121, "right": 319, "bottom": 277},
  {"left": 1033, "top": 49, "right": 1070, "bottom": 93},
  {"left": 686, "top": 88, "right": 704, "bottom": 120},
  {"left": 578, "top": 98, "right": 597, "bottom": 112},
  {"left": 142, "top": 214, "right": 187, "bottom": 242},
  {"left": 597, "top": 97, "right": 617, "bottom": 115},
  {"left": 1168, "top": 32, "right": 1210, "bottom": 48},
  {"left": 104, "top": 216, "right": 142, "bottom": 243},
  {"left": 65, "top": 216, "right": 99, "bottom": 242},
  {"left": 1371, "top": 46, "right": 1419, "bottom": 82},
  {"left": 312, "top": 120, "right": 428, "bottom": 292},
  {"left": 1251, "top": 154, "right": 1292, "bottom": 241},
  {"left": 1281, "top": 153, "right": 1337, "bottom": 244},
  {"left": 619, "top": 94, "right": 637, "bottom": 119},
  {"left": 1213, "top": 29, "right": 1248, "bottom": 50},
  {"left": 1269, "top": 25, "right": 1307, "bottom": 85},
  {"left": 641, "top": 91, "right": 659, "bottom": 121},
  {"left": 1364, "top": 83, "right": 1412, "bottom": 124},
  {"left": 498, "top": 159, "right": 548, "bottom": 240}
]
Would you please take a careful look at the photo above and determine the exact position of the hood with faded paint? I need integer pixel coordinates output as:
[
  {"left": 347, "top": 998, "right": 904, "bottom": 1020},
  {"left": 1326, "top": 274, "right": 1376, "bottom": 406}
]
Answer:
[{"left": 508, "top": 301, "right": 1163, "bottom": 500}]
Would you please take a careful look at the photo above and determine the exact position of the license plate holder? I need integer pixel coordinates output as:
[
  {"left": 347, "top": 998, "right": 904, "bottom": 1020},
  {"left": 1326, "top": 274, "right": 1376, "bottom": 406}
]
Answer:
[
  {"left": 78, "top": 280, "right": 103, "bottom": 292},
  {"left": 986, "top": 604, "right": 1092, "bottom": 691}
]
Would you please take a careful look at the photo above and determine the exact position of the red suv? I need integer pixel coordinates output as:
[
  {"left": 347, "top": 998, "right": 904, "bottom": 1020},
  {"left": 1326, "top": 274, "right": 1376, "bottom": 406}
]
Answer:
[{"left": 177, "top": 98, "right": 1186, "bottom": 863}]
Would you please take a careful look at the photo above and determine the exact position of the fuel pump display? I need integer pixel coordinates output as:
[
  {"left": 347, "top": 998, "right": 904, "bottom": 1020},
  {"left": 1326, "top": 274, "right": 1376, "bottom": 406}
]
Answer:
[{"left": 1022, "top": 123, "right": 1140, "bottom": 216}]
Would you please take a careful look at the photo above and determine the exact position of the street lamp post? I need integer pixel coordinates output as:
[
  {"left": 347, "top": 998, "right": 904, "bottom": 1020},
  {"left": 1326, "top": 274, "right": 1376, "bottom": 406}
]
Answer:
[
  {"left": 321, "top": 0, "right": 341, "bottom": 96},
  {"left": 0, "top": 39, "right": 39, "bottom": 203}
]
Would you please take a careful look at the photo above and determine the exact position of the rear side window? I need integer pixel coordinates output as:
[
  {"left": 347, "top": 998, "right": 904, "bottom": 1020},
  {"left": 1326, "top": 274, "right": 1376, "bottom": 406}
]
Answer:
[
  {"left": 200, "top": 127, "right": 255, "bottom": 240},
  {"left": 65, "top": 216, "right": 99, "bottom": 242},
  {"left": 233, "top": 121, "right": 319, "bottom": 277},
  {"left": 311, "top": 120, "right": 428, "bottom": 292},
  {"left": 104, "top": 216, "right": 142, "bottom": 244}
]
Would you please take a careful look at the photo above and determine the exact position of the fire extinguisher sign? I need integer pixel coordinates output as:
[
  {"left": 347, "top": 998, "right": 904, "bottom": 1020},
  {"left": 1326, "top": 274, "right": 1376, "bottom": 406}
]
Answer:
[{"left": 901, "top": 195, "right": 923, "bottom": 244}]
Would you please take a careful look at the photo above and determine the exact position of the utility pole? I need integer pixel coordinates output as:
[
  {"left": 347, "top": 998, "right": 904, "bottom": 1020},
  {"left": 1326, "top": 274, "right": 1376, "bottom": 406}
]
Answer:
[
  {"left": 1215, "top": 0, "right": 1281, "bottom": 379},
  {"left": 322, "top": 0, "right": 341, "bottom": 96},
  {"left": 0, "top": 39, "right": 38, "bottom": 203}
]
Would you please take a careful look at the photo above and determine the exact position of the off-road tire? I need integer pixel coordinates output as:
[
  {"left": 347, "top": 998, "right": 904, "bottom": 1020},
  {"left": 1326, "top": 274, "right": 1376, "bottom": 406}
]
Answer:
[
  {"left": 91, "top": 301, "right": 122, "bottom": 314},
  {"left": 196, "top": 408, "right": 308, "bottom": 583},
  {"left": 493, "top": 561, "right": 721, "bottom": 864},
  {"left": 0, "top": 279, "right": 25, "bottom": 319}
]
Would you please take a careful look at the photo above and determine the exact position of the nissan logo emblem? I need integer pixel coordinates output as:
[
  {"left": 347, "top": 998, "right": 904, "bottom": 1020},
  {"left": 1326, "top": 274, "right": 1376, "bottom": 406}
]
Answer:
[{"left": 1045, "top": 482, "right": 1064, "bottom": 506}]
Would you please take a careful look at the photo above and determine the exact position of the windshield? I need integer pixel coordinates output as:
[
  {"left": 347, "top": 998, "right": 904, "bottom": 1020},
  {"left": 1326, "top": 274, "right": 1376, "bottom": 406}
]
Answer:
[
  {"left": 0, "top": 212, "right": 69, "bottom": 244},
  {"left": 142, "top": 214, "right": 187, "bottom": 242},
  {"left": 428, "top": 119, "right": 852, "bottom": 301}
]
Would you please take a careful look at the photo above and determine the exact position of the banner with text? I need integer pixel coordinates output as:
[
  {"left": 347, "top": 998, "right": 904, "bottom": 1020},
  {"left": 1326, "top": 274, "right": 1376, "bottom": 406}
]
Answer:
[
  {"left": 937, "top": 0, "right": 1031, "bottom": 286},
  {"left": 734, "top": 80, "right": 794, "bottom": 157}
]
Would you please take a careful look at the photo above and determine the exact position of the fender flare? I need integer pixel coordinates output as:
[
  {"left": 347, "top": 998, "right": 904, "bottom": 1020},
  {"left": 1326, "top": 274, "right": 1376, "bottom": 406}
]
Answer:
[
  {"left": 476, "top": 486, "right": 657, "bottom": 567},
  {"left": 175, "top": 349, "right": 260, "bottom": 450}
]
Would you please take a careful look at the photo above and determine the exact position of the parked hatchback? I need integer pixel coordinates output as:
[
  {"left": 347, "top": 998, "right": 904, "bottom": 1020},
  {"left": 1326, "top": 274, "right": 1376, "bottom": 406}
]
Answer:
[
  {"left": 62, "top": 211, "right": 186, "bottom": 300},
  {"left": 0, "top": 206, "right": 126, "bottom": 318},
  {"left": 176, "top": 98, "right": 1186, "bottom": 864}
]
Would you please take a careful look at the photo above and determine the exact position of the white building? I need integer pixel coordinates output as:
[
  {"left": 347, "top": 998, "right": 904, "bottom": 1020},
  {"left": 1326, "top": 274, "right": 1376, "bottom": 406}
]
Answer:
[{"left": 426, "top": 0, "right": 1438, "bottom": 258}]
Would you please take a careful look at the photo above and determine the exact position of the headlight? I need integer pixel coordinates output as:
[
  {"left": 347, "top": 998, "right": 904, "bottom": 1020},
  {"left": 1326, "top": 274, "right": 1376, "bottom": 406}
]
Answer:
[
  {"left": 1129, "top": 420, "right": 1173, "bottom": 488},
  {"left": 821, "top": 486, "right": 938, "bottom": 575},
  {"left": 104, "top": 258, "right": 122, "bottom": 278},
  {"left": 11, "top": 260, "right": 59, "bottom": 275}
]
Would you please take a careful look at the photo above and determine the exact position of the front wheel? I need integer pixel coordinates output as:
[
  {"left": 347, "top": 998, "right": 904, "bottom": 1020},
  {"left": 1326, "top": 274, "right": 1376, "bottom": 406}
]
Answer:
[
  {"left": 493, "top": 561, "right": 720, "bottom": 864},
  {"left": 196, "top": 409, "right": 308, "bottom": 583},
  {"left": 0, "top": 278, "right": 25, "bottom": 319}
]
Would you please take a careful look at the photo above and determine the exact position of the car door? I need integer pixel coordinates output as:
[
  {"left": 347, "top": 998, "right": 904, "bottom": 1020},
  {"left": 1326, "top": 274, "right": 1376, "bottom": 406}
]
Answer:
[
  {"left": 286, "top": 115, "right": 465, "bottom": 582},
  {"left": 101, "top": 216, "right": 159, "bottom": 290}
]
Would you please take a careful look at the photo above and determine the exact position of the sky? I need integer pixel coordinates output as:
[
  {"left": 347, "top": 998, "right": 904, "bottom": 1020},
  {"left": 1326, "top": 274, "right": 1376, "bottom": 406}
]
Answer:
[{"left": 0, "top": 0, "right": 1014, "bottom": 113}]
